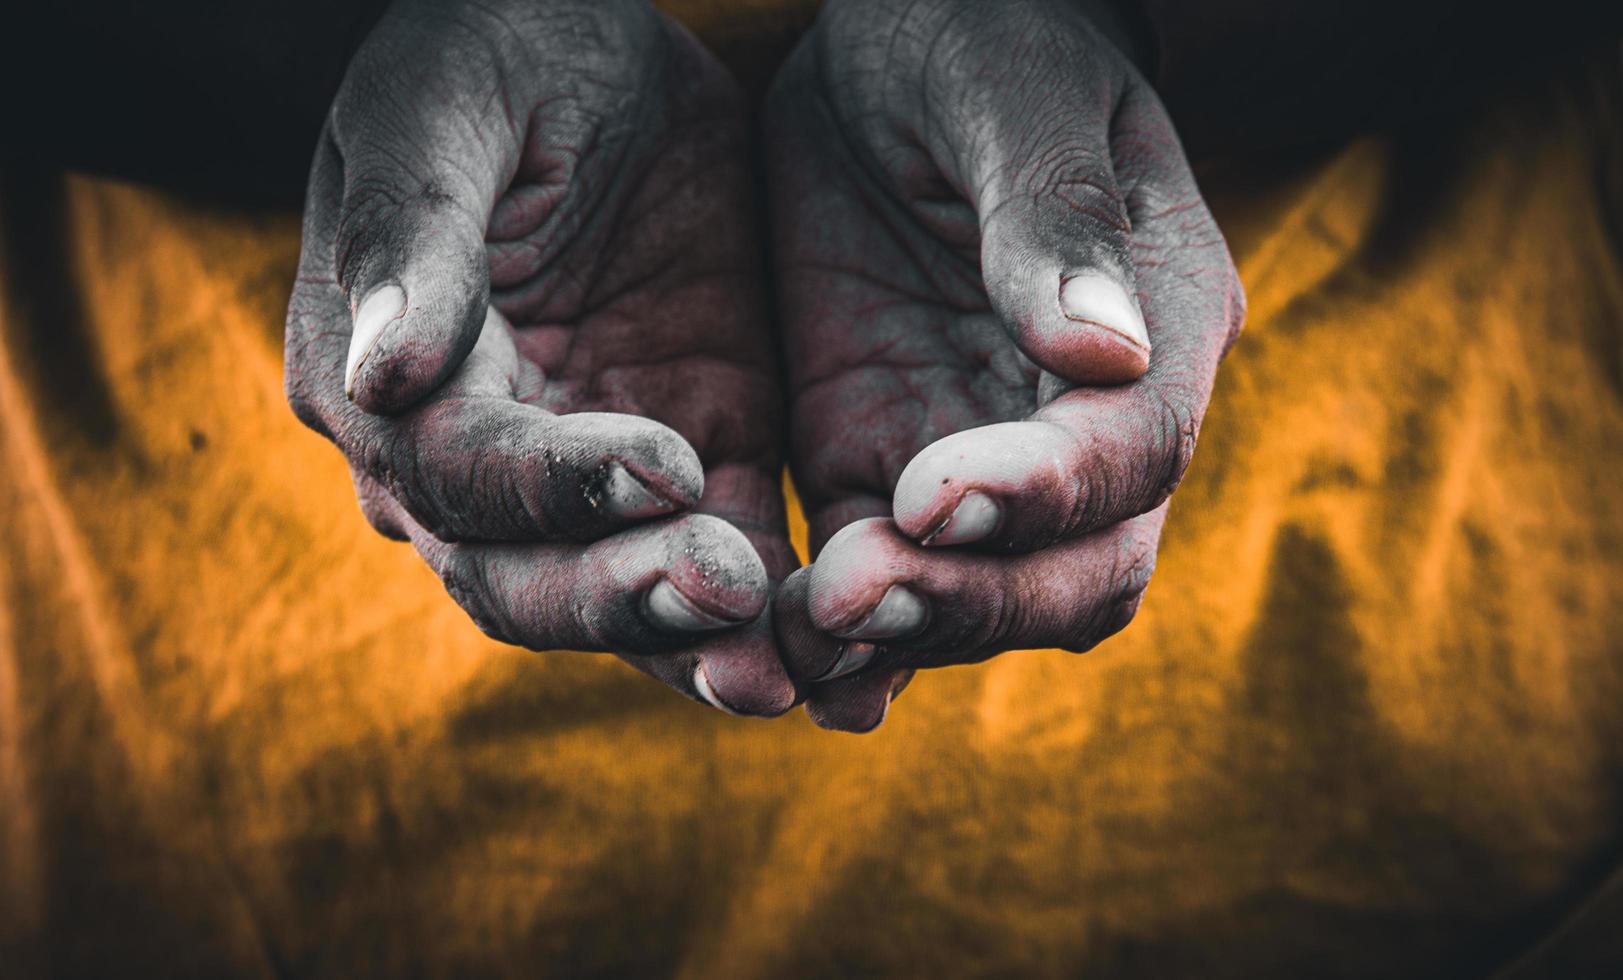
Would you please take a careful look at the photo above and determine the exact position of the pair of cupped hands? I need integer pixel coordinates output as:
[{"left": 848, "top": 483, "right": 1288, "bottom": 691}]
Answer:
[{"left": 285, "top": 0, "right": 1244, "bottom": 731}]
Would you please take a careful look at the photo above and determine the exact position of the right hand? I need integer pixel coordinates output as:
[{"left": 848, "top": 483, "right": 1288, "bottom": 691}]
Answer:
[
  {"left": 765, "top": 0, "right": 1245, "bottom": 730},
  {"left": 284, "top": 0, "right": 798, "bottom": 716}
]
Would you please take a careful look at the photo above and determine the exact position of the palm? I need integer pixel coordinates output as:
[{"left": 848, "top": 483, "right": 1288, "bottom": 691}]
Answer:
[
  {"left": 771, "top": 63, "right": 1033, "bottom": 551},
  {"left": 479, "top": 24, "right": 790, "bottom": 572},
  {"left": 288, "top": 1, "right": 805, "bottom": 715},
  {"left": 765, "top": 0, "right": 1243, "bottom": 730}
]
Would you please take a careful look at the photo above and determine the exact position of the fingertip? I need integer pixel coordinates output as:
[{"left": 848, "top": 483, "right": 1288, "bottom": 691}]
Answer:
[
  {"left": 920, "top": 491, "right": 1002, "bottom": 547},
  {"left": 1023, "top": 273, "right": 1149, "bottom": 386},
  {"left": 693, "top": 629, "right": 798, "bottom": 718},
  {"left": 815, "top": 642, "right": 878, "bottom": 681},
  {"left": 805, "top": 670, "right": 906, "bottom": 733},
  {"left": 829, "top": 585, "right": 927, "bottom": 642},
  {"left": 772, "top": 567, "right": 845, "bottom": 681},
  {"left": 568, "top": 413, "right": 706, "bottom": 514},
  {"left": 346, "top": 296, "right": 485, "bottom": 415},
  {"left": 775, "top": 565, "right": 884, "bottom": 683},
  {"left": 344, "top": 231, "right": 491, "bottom": 414},
  {"left": 600, "top": 462, "right": 681, "bottom": 520},
  {"left": 993, "top": 269, "right": 1150, "bottom": 388},
  {"left": 662, "top": 514, "right": 771, "bottom": 623},
  {"left": 692, "top": 661, "right": 741, "bottom": 715},
  {"left": 646, "top": 579, "right": 748, "bottom": 633},
  {"left": 345, "top": 284, "right": 407, "bottom": 400},
  {"left": 891, "top": 424, "right": 1031, "bottom": 542},
  {"left": 804, "top": 519, "right": 913, "bottom": 635}
]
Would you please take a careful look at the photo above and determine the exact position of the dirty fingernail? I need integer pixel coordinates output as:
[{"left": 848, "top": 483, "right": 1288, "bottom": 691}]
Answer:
[
  {"left": 647, "top": 579, "right": 743, "bottom": 633},
  {"left": 346, "top": 284, "right": 408, "bottom": 397},
  {"left": 1060, "top": 273, "right": 1149, "bottom": 351},
  {"left": 923, "top": 491, "right": 1002, "bottom": 546},
  {"left": 815, "top": 642, "right": 877, "bottom": 682},
  {"left": 834, "top": 585, "right": 926, "bottom": 641},
  {"left": 601, "top": 462, "right": 676, "bottom": 519}
]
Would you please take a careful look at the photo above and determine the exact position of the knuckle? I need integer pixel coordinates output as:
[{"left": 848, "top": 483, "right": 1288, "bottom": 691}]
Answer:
[
  {"left": 1057, "top": 427, "right": 1115, "bottom": 536},
  {"left": 437, "top": 550, "right": 513, "bottom": 645},
  {"left": 336, "top": 177, "right": 484, "bottom": 298},
  {"left": 1061, "top": 518, "right": 1161, "bottom": 656},
  {"left": 355, "top": 428, "right": 402, "bottom": 495},
  {"left": 934, "top": 564, "right": 1024, "bottom": 660},
  {"left": 335, "top": 185, "right": 415, "bottom": 289},
  {"left": 1027, "top": 152, "right": 1127, "bottom": 233},
  {"left": 982, "top": 578, "right": 1026, "bottom": 654},
  {"left": 335, "top": 173, "right": 406, "bottom": 257},
  {"left": 436, "top": 442, "right": 513, "bottom": 542},
  {"left": 1150, "top": 388, "right": 1202, "bottom": 505},
  {"left": 1121, "top": 175, "right": 1190, "bottom": 233},
  {"left": 411, "top": 408, "right": 532, "bottom": 543},
  {"left": 358, "top": 429, "right": 452, "bottom": 539},
  {"left": 411, "top": 507, "right": 464, "bottom": 544}
]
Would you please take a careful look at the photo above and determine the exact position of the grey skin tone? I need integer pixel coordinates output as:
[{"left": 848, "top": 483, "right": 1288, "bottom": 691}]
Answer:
[
  {"left": 285, "top": 0, "right": 800, "bottom": 716},
  {"left": 767, "top": 0, "right": 1245, "bottom": 730},
  {"left": 286, "top": 0, "right": 1243, "bottom": 731}
]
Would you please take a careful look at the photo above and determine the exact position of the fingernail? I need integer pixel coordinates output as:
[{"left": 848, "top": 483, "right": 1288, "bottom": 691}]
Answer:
[
  {"left": 692, "top": 662, "right": 741, "bottom": 715},
  {"left": 815, "top": 642, "right": 877, "bottom": 682},
  {"left": 647, "top": 579, "right": 743, "bottom": 633},
  {"left": 346, "top": 284, "right": 408, "bottom": 398},
  {"left": 600, "top": 462, "right": 676, "bottom": 519},
  {"left": 1060, "top": 274, "right": 1149, "bottom": 351},
  {"left": 923, "top": 491, "right": 1001, "bottom": 546},
  {"left": 833, "top": 585, "right": 926, "bottom": 641}
]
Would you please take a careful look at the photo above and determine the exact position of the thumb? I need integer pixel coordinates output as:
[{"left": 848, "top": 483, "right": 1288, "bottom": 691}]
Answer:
[
  {"left": 337, "top": 176, "right": 492, "bottom": 414},
  {"left": 977, "top": 142, "right": 1148, "bottom": 389},
  {"left": 951, "top": 10, "right": 1149, "bottom": 387},
  {"left": 328, "top": 9, "right": 522, "bottom": 414}
]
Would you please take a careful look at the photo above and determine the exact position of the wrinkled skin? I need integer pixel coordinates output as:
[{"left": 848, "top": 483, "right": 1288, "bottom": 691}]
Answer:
[
  {"left": 767, "top": 0, "right": 1246, "bottom": 730},
  {"left": 284, "top": 0, "right": 800, "bottom": 716},
  {"left": 286, "top": 0, "right": 1245, "bottom": 733}
]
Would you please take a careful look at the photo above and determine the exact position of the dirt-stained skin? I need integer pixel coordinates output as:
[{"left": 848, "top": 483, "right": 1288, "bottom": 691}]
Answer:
[{"left": 284, "top": 0, "right": 1245, "bottom": 731}]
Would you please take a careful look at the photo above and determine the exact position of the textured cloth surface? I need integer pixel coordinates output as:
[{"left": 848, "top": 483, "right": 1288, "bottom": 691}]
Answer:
[{"left": 0, "top": 10, "right": 1620, "bottom": 978}]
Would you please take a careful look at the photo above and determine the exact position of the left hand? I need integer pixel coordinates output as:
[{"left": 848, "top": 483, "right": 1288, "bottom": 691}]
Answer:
[
  {"left": 765, "top": 0, "right": 1246, "bottom": 731},
  {"left": 285, "top": 0, "right": 798, "bottom": 716}
]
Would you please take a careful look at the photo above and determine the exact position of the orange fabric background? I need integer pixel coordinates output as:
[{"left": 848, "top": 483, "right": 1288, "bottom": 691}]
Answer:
[{"left": 0, "top": 8, "right": 1620, "bottom": 977}]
